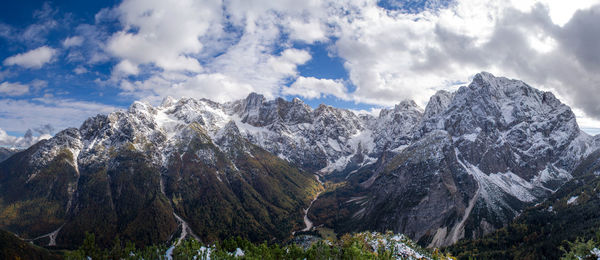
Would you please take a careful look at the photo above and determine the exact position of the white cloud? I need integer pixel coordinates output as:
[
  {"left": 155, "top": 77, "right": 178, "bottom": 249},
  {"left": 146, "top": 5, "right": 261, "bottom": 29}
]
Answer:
[
  {"left": 269, "top": 49, "right": 312, "bottom": 74},
  {"left": 573, "top": 108, "right": 600, "bottom": 136},
  {"left": 2, "top": 0, "right": 599, "bottom": 138},
  {"left": 96, "top": 0, "right": 600, "bottom": 131},
  {"left": 0, "top": 80, "right": 46, "bottom": 97},
  {"left": 170, "top": 73, "right": 254, "bottom": 103},
  {"left": 119, "top": 72, "right": 254, "bottom": 104},
  {"left": 0, "top": 82, "right": 29, "bottom": 96},
  {"left": 284, "top": 76, "right": 349, "bottom": 100},
  {"left": 30, "top": 79, "right": 47, "bottom": 89},
  {"left": 286, "top": 17, "right": 328, "bottom": 44},
  {"left": 113, "top": 60, "right": 140, "bottom": 76},
  {"left": 0, "top": 128, "right": 51, "bottom": 148},
  {"left": 105, "top": 0, "right": 330, "bottom": 102},
  {"left": 3, "top": 46, "right": 57, "bottom": 69},
  {"left": 314, "top": 0, "right": 600, "bottom": 119},
  {"left": 106, "top": 0, "right": 224, "bottom": 74},
  {"left": 508, "top": 0, "right": 600, "bottom": 26},
  {"left": 0, "top": 97, "right": 120, "bottom": 134},
  {"left": 321, "top": 0, "right": 533, "bottom": 106},
  {"left": 349, "top": 107, "right": 382, "bottom": 117},
  {"left": 73, "top": 66, "right": 88, "bottom": 74},
  {"left": 62, "top": 36, "right": 84, "bottom": 47}
]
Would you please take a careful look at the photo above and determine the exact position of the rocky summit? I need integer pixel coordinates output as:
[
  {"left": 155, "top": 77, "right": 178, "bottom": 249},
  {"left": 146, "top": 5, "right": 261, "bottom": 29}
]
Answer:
[
  {"left": 0, "top": 72, "right": 598, "bottom": 250},
  {"left": 310, "top": 72, "right": 596, "bottom": 247}
]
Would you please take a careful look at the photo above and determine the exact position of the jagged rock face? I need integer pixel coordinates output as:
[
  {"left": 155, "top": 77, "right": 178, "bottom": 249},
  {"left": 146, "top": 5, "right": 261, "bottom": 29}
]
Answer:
[
  {"left": 224, "top": 93, "right": 425, "bottom": 174},
  {"left": 419, "top": 90, "right": 454, "bottom": 134},
  {"left": 370, "top": 100, "right": 423, "bottom": 152},
  {"left": 359, "top": 131, "right": 478, "bottom": 245},
  {"left": 0, "top": 98, "right": 320, "bottom": 248},
  {"left": 429, "top": 73, "right": 582, "bottom": 180},
  {"left": 311, "top": 72, "right": 594, "bottom": 247},
  {"left": 226, "top": 95, "right": 372, "bottom": 172},
  {"left": 423, "top": 90, "right": 454, "bottom": 120}
]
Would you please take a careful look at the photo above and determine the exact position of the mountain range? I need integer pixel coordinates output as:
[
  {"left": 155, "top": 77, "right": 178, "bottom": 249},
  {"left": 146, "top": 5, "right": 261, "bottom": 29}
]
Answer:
[
  {"left": 0, "top": 72, "right": 598, "bottom": 251},
  {"left": 0, "top": 148, "right": 19, "bottom": 163}
]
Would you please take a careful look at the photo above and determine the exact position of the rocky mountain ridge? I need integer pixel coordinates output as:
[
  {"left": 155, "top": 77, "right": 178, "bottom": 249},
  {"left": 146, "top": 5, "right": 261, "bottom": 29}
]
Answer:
[
  {"left": 0, "top": 72, "right": 598, "bottom": 249},
  {"left": 308, "top": 72, "right": 598, "bottom": 247},
  {"left": 0, "top": 93, "right": 323, "bottom": 248}
]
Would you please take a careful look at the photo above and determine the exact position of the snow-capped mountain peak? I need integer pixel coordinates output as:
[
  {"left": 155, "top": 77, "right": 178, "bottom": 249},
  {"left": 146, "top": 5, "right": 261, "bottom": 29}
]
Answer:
[{"left": 5, "top": 72, "right": 599, "bottom": 249}]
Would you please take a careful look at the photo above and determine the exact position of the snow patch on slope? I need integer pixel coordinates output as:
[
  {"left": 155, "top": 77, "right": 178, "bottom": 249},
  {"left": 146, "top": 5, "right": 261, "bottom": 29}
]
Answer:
[{"left": 455, "top": 149, "right": 538, "bottom": 208}]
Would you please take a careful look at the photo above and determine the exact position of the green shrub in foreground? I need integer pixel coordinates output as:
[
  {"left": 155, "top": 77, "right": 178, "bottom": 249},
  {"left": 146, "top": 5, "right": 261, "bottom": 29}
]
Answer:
[{"left": 65, "top": 231, "right": 455, "bottom": 259}]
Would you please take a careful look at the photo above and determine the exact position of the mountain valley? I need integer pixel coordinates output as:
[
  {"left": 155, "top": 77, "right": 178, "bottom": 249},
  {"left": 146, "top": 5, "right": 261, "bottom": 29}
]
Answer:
[{"left": 1, "top": 72, "right": 599, "bottom": 258}]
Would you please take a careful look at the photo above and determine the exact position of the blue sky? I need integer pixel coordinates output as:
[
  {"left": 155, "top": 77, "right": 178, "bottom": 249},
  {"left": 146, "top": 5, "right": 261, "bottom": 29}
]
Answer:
[{"left": 1, "top": 0, "right": 600, "bottom": 146}]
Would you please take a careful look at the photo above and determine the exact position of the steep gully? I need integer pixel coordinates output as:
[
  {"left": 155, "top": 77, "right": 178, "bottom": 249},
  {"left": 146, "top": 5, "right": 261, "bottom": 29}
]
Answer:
[
  {"left": 160, "top": 176, "right": 199, "bottom": 245},
  {"left": 297, "top": 174, "right": 324, "bottom": 234}
]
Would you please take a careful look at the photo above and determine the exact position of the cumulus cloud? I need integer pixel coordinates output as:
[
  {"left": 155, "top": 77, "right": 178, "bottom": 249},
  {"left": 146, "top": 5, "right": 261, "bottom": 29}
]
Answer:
[
  {"left": 3, "top": 46, "right": 57, "bottom": 69},
  {"left": 106, "top": 0, "right": 328, "bottom": 103},
  {"left": 62, "top": 36, "right": 84, "bottom": 48},
  {"left": 119, "top": 72, "right": 253, "bottom": 104},
  {"left": 105, "top": 0, "right": 223, "bottom": 74},
  {"left": 0, "top": 80, "right": 46, "bottom": 96},
  {"left": 1, "top": 0, "right": 599, "bottom": 138},
  {"left": 113, "top": 60, "right": 140, "bottom": 76},
  {"left": 98, "top": 0, "right": 600, "bottom": 126},
  {"left": 285, "top": 17, "right": 328, "bottom": 44},
  {"left": 310, "top": 0, "right": 600, "bottom": 125},
  {"left": 0, "top": 97, "right": 119, "bottom": 134},
  {"left": 0, "top": 123, "right": 54, "bottom": 148},
  {"left": 0, "top": 82, "right": 30, "bottom": 96},
  {"left": 30, "top": 79, "right": 48, "bottom": 89},
  {"left": 284, "top": 77, "right": 349, "bottom": 100},
  {"left": 73, "top": 66, "right": 88, "bottom": 74},
  {"left": 0, "top": 128, "right": 52, "bottom": 148}
]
